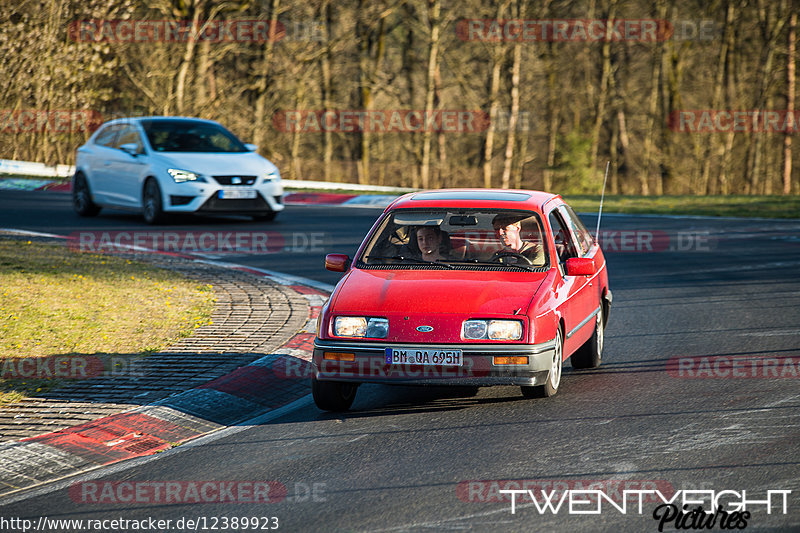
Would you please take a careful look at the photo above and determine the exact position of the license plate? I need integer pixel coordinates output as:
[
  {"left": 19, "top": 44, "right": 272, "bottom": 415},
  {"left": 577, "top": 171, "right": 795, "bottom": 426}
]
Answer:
[
  {"left": 385, "top": 347, "right": 462, "bottom": 366},
  {"left": 219, "top": 189, "right": 257, "bottom": 199}
]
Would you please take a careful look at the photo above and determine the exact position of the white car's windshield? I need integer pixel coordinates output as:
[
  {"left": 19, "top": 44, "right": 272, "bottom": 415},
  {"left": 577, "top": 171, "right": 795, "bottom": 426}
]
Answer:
[
  {"left": 140, "top": 119, "right": 248, "bottom": 153},
  {"left": 358, "top": 209, "right": 549, "bottom": 271}
]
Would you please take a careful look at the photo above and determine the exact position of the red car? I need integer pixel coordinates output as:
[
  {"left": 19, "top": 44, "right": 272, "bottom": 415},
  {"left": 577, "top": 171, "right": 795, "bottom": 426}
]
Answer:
[{"left": 312, "top": 189, "right": 612, "bottom": 411}]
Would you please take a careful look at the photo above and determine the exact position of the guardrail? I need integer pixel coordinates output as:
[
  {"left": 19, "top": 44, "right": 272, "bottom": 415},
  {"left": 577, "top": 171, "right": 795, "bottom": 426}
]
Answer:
[
  {"left": 0, "top": 158, "right": 74, "bottom": 178},
  {"left": 0, "top": 158, "right": 416, "bottom": 192}
]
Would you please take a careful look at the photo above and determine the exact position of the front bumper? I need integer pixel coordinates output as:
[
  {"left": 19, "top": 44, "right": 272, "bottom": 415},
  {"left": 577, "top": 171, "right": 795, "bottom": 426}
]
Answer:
[
  {"left": 162, "top": 180, "right": 284, "bottom": 215},
  {"left": 312, "top": 339, "right": 556, "bottom": 387}
]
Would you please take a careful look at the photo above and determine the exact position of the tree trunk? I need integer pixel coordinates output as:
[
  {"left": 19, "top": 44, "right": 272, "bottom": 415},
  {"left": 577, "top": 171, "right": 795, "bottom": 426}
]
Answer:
[
  {"left": 482, "top": 0, "right": 507, "bottom": 189},
  {"left": 176, "top": 8, "right": 203, "bottom": 115},
  {"left": 590, "top": 0, "right": 617, "bottom": 175},
  {"left": 420, "top": 0, "right": 441, "bottom": 190},
  {"left": 501, "top": 0, "right": 524, "bottom": 190},
  {"left": 783, "top": 11, "right": 796, "bottom": 194},
  {"left": 253, "top": 0, "right": 282, "bottom": 155}
]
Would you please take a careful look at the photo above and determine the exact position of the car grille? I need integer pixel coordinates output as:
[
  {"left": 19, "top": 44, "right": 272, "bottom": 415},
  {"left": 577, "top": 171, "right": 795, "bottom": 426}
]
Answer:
[
  {"left": 212, "top": 175, "right": 257, "bottom": 186},
  {"left": 198, "top": 192, "right": 270, "bottom": 213}
]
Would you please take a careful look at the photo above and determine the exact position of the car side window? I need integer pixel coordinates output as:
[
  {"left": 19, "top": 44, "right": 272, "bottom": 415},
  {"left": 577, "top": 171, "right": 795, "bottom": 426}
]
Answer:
[
  {"left": 114, "top": 126, "right": 144, "bottom": 154},
  {"left": 559, "top": 205, "right": 593, "bottom": 256},
  {"left": 94, "top": 124, "right": 122, "bottom": 147},
  {"left": 548, "top": 210, "right": 578, "bottom": 265}
]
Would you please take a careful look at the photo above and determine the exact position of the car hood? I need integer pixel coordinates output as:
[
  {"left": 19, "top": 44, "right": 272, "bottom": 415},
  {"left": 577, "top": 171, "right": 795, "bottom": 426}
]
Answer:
[
  {"left": 328, "top": 268, "right": 548, "bottom": 343},
  {"left": 149, "top": 152, "right": 278, "bottom": 177}
]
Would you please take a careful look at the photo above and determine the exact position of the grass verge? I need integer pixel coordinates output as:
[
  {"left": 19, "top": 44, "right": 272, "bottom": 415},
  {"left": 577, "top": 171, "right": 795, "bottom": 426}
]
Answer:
[{"left": 0, "top": 239, "right": 215, "bottom": 404}]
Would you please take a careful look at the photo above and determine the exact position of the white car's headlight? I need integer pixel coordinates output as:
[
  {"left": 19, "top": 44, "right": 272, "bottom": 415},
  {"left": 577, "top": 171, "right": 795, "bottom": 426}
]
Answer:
[
  {"left": 462, "top": 319, "right": 522, "bottom": 340},
  {"left": 263, "top": 171, "right": 280, "bottom": 182},
  {"left": 167, "top": 168, "right": 205, "bottom": 183},
  {"left": 333, "top": 316, "right": 389, "bottom": 338}
]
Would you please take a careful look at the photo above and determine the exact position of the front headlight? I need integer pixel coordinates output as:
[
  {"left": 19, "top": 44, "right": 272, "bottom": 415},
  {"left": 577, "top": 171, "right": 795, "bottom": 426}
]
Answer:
[
  {"left": 167, "top": 168, "right": 205, "bottom": 183},
  {"left": 263, "top": 171, "right": 280, "bottom": 182},
  {"left": 333, "top": 316, "right": 388, "bottom": 338},
  {"left": 462, "top": 319, "right": 522, "bottom": 340}
]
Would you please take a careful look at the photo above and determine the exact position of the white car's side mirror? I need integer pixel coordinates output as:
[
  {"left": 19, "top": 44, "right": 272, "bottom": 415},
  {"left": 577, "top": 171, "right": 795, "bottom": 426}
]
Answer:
[
  {"left": 119, "top": 143, "right": 140, "bottom": 156},
  {"left": 244, "top": 143, "right": 258, "bottom": 152}
]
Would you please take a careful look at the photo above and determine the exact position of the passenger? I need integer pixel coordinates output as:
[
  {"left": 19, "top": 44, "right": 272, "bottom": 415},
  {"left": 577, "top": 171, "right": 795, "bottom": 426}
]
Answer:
[
  {"left": 415, "top": 226, "right": 447, "bottom": 262},
  {"left": 490, "top": 214, "right": 544, "bottom": 264}
]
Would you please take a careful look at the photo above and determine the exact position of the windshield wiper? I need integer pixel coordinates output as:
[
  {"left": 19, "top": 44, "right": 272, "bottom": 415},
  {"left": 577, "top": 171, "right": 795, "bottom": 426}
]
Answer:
[
  {"left": 457, "top": 259, "right": 537, "bottom": 271},
  {"left": 363, "top": 255, "right": 454, "bottom": 269}
]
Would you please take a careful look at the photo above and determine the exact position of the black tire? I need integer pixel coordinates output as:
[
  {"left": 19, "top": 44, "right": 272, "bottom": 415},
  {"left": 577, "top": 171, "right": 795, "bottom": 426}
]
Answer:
[
  {"left": 570, "top": 307, "right": 604, "bottom": 369},
  {"left": 521, "top": 328, "right": 563, "bottom": 398},
  {"left": 312, "top": 377, "right": 358, "bottom": 412},
  {"left": 72, "top": 173, "right": 101, "bottom": 216},
  {"left": 252, "top": 211, "right": 277, "bottom": 222},
  {"left": 142, "top": 179, "right": 163, "bottom": 225}
]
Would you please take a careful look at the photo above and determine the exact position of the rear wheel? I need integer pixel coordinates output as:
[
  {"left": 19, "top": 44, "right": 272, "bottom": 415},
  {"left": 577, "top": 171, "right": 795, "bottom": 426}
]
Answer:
[
  {"left": 312, "top": 377, "right": 358, "bottom": 412},
  {"left": 521, "top": 328, "right": 563, "bottom": 398},
  {"left": 142, "top": 179, "right": 163, "bottom": 224},
  {"left": 72, "top": 173, "right": 101, "bottom": 216},
  {"left": 571, "top": 307, "right": 604, "bottom": 369}
]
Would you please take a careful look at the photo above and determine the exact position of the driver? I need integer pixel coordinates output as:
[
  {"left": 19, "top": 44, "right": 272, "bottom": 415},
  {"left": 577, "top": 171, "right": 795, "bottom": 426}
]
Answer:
[{"left": 490, "top": 214, "right": 544, "bottom": 265}]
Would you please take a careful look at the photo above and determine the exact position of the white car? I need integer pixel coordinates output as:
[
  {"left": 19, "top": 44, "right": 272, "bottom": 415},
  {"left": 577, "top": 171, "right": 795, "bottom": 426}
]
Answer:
[{"left": 73, "top": 116, "right": 284, "bottom": 223}]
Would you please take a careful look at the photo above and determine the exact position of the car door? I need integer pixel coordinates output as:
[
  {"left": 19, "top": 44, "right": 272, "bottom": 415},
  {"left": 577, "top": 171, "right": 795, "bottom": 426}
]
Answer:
[
  {"left": 106, "top": 125, "right": 148, "bottom": 207},
  {"left": 547, "top": 207, "right": 596, "bottom": 357},
  {"left": 85, "top": 124, "right": 124, "bottom": 204}
]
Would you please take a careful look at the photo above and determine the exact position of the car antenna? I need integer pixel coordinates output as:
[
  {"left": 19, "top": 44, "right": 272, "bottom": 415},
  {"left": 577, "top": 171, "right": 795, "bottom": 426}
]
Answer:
[{"left": 595, "top": 161, "right": 610, "bottom": 241}]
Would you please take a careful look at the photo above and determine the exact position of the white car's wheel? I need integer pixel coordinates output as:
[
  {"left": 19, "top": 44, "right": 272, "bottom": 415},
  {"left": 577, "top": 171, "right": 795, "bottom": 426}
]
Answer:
[
  {"left": 73, "top": 173, "right": 101, "bottom": 217},
  {"left": 142, "top": 179, "right": 163, "bottom": 225}
]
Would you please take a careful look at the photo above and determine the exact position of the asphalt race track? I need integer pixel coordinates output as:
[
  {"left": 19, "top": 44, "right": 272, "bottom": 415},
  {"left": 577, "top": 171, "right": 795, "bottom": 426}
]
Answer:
[{"left": 1, "top": 189, "right": 799, "bottom": 532}]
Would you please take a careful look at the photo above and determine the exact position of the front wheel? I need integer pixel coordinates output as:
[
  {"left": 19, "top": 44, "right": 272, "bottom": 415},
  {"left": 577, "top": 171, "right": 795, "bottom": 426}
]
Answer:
[
  {"left": 73, "top": 173, "right": 101, "bottom": 216},
  {"left": 312, "top": 377, "right": 358, "bottom": 412},
  {"left": 142, "top": 179, "right": 164, "bottom": 224},
  {"left": 571, "top": 307, "right": 604, "bottom": 369},
  {"left": 521, "top": 328, "right": 563, "bottom": 398}
]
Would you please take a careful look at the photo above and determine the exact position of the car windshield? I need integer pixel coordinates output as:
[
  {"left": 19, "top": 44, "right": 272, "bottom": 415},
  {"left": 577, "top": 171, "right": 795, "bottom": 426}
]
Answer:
[
  {"left": 358, "top": 209, "right": 549, "bottom": 271},
  {"left": 140, "top": 119, "right": 248, "bottom": 153}
]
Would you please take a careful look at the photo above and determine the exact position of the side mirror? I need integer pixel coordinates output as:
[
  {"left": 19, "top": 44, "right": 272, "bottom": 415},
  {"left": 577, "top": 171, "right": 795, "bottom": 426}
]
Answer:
[
  {"left": 565, "top": 257, "right": 596, "bottom": 277},
  {"left": 244, "top": 143, "right": 258, "bottom": 152},
  {"left": 325, "top": 253, "right": 350, "bottom": 272},
  {"left": 119, "top": 143, "right": 140, "bottom": 156}
]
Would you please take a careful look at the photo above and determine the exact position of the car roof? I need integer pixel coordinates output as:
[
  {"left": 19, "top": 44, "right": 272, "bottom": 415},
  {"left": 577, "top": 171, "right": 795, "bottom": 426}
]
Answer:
[
  {"left": 101, "top": 116, "right": 222, "bottom": 127},
  {"left": 385, "top": 188, "right": 562, "bottom": 213}
]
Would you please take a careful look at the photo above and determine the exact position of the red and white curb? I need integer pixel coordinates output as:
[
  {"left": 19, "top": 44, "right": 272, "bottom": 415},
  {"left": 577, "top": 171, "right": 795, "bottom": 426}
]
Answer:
[{"left": 0, "top": 229, "right": 333, "bottom": 497}]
